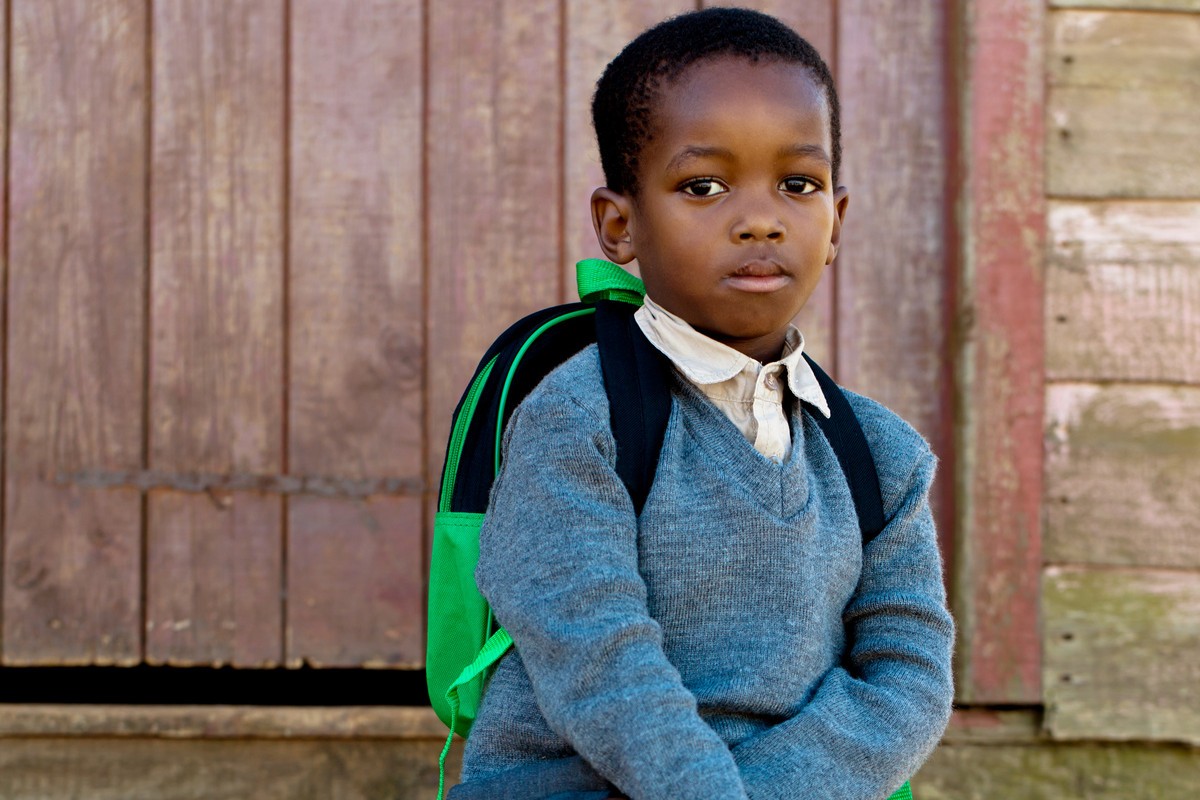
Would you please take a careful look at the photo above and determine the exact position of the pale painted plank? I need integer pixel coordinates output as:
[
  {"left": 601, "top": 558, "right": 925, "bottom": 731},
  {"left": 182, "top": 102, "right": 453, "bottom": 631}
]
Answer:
[
  {"left": 1045, "top": 383, "right": 1200, "bottom": 568},
  {"left": 4, "top": 0, "right": 146, "bottom": 665},
  {"left": 1044, "top": 566, "right": 1200, "bottom": 744},
  {"left": 1051, "top": 0, "right": 1200, "bottom": 11},
  {"left": 1048, "top": 10, "right": 1200, "bottom": 198},
  {"left": 1047, "top": 201, "right": 1200, "bottom": 384}
]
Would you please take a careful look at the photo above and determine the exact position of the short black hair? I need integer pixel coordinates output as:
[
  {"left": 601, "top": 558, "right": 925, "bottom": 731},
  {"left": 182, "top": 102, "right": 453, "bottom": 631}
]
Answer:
[{"left": 592, "top": 7, "right": 841, "bottom": 196}]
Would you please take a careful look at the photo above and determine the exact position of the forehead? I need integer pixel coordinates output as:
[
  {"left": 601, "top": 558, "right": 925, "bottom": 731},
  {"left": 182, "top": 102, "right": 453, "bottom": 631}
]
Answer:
[{"left": 648, "top": 57, "right": 830, "bottom": 151}]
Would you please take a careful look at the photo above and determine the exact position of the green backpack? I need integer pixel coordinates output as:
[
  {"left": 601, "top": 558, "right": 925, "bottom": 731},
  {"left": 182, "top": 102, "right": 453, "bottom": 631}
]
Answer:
[{"left": 427, "top": 259, "right": 913, "bottom": 800}]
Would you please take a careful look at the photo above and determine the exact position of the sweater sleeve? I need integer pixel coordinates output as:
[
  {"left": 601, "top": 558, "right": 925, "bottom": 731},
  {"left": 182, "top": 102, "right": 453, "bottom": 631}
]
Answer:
[
  {"left": 475, "top": 384, "right": 748, "bottom": 800},
  {"left": 730, "top": 436, "right": 955, "bottom": 800}
]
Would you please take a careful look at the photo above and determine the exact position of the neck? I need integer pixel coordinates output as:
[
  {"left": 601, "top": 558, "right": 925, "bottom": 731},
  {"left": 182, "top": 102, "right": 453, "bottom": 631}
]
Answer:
[{"left": 701, "top": 329, "right": 788, "bottom": 364}]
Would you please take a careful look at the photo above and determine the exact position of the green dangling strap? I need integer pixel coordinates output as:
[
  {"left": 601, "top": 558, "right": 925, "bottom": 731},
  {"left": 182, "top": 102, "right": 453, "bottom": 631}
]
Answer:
[
  {"left": 575, "top": 258, "right": 645, "bottom": 305},
  {"left": 436, "top": 628, "right": 515, "bottom": 800}
]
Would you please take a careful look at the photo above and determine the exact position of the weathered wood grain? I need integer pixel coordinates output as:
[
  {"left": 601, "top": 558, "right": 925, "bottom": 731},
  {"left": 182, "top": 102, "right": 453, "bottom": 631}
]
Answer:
[
  {"left": 917, "top": 740, "right": 1200, "bottom": 800},
  {"left": 145, "top": 491, "right": 281, "bottom": 666},
  {"left": 286, "top": 496, "right": 423, "bottom": 667},
  {"left": 4, "top": 0, "right": 146, "bottom": 664},
  {"left": 1047, "top": 201, "right": 1200, "bottom": 384},
  {"left": 150, "top": 0, "right": 284, "bottom": 473},
  {"left": 1044, "top": 566, "right": 1200, "bottom": 744},
  {"left": 951, "top": 0, "right": 1046, "bottom": 705},
  {"left": 0, "top": 704, "right": 448, "bottom": 739},
  {"left": 835, "top": 1, "right": 959, "bottom": 605},
  {"left": 0, "top": 737, "right": 461, "bottom": 800},
  {"left": 562, "top": 0, "right": 689, "bottom": 293},
  {"left": 1051, "top": 0, "right": 1200, "bottom": 12},
  {"left": 1048, "top": 10, "right": 1200, "bottom": 198},
  {"left": 1045, "top": 383, "right": 1200, "bottom": 568},
  {"left": 835, "top": 0, "right": 949, "bottom": 437},
  {"left": 287, "top": 0, "right": 424, "bottom": 668},
  {"left": 289, "top": 0, "right": 423, "bottom": 480},
  {"left": 148, "top": 0, "right": 286, "bottom": 666},
  {"left": 426, "top": 0, "right": 563, "bottom": 557}
]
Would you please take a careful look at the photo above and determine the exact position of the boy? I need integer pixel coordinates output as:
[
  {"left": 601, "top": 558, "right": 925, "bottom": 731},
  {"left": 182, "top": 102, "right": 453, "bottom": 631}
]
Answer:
[{"left": 450, "top": 8, "right": 954, "bottom": 800}]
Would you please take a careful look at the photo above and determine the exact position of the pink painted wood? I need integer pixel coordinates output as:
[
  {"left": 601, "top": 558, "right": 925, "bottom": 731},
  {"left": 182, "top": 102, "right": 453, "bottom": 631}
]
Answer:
[
  {"left": 286, "top": 0, "right": 425, "bottom": 667},
  {"left": 4, "top": 0, "right": 146, "bottom": 664},
  {"left": 955, "top": 0, "right": 1045, "bottom": 704},
  {"left": 147, "top": 0, "right": 286, "bottom": 667}
]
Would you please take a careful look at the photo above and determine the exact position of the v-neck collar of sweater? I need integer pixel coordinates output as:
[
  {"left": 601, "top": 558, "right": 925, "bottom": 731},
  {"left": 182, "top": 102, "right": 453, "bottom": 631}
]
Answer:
[{"left": 669, "top": 372, "right": 822, "bottom": 518}]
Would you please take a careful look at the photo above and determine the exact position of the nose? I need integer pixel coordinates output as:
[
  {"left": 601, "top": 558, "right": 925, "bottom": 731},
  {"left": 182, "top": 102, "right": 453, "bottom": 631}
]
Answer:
[{"left": 730, "top": 193, "right": 786, "bottom": 243}]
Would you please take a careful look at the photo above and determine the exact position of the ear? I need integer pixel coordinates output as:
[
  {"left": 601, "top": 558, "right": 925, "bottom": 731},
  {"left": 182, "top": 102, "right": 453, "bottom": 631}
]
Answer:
[
  {"left": 590, "top": 187, "right": 637, "bottom": 264},
  {"left": 826, "top": 186, "right": 850, "bottom": 266}
]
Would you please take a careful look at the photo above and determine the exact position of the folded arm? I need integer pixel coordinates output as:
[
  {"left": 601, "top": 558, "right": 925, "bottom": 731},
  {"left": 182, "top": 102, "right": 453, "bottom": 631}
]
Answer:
[{"left": 732, "top": 443, "right": 955, "bottom": 800}]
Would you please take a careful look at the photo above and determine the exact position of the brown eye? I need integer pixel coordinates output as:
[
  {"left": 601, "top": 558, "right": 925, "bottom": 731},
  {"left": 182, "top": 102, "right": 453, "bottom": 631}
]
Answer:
[
  {"left": 780, "top": 177, "right": 819, "bottom": 195},
  {"left": 681, "top": 178, "right": 727, "bottom": 197}
]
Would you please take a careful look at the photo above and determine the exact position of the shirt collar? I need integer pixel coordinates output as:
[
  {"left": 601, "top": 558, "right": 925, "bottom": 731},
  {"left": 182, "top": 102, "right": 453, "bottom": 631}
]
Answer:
[{"left": 634, "top": 295, "right": 831, "bottom": 418}]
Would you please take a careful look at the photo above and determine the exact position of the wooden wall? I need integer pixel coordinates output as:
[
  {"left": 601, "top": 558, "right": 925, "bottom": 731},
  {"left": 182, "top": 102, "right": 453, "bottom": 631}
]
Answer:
[
  {"left": 1042, "top": 1, "right": 1200, "bottom": 748},
  {"left": 0, "top": 0, "right": 964, "bottom": 676},
  {"left": 26, "top": 0, "right": 1200, "bottom": 797}
]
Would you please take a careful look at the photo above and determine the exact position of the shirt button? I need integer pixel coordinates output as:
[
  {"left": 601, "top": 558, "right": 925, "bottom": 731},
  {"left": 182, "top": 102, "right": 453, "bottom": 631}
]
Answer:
[{"left": 764, "top": 375, "right": 778, "bottom": 390}]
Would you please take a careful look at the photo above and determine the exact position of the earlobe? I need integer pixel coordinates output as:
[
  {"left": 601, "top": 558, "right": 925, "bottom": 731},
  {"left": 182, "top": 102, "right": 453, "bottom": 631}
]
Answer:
[
  {"left": 590, "top": 187, "right": 637, "bottom": 264},
  {"left": 826, "top": 186, "right": 850, "bottom": 265}
]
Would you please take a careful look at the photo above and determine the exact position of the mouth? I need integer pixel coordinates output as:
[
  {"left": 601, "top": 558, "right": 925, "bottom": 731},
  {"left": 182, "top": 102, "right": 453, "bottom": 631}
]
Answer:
[{"left": 725, "top": 259, "right": 791, "bottom": 293}]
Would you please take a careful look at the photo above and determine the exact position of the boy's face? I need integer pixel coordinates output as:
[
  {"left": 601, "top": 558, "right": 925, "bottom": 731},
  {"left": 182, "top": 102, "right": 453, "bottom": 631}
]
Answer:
[{"left": 592, "top": 57, "right": 848, "bottom": 363}]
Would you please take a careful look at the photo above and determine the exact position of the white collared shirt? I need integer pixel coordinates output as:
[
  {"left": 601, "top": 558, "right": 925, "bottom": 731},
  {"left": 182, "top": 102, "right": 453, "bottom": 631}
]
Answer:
[{"left": 634, "top": 296, "right": 831, "bottom": 463}]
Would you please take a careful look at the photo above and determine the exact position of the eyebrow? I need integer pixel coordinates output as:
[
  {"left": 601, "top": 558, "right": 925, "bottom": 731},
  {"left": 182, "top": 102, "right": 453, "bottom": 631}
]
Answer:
[
  {"left": 665, "top": 143, "right": 831, "bottom": 173},
  {"left": 781, "top": 143, "right": 831, "bottom": 165},
  {"left": 665, "top": 146, "right": 734, "bottom": 173}
]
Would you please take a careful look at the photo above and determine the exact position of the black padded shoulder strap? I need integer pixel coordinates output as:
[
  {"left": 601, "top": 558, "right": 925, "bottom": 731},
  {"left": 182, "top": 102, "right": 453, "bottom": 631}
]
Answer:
[
  {"left": 593, "top": 301, "right": 672, "bottom": 515},
  {"left": 802, "top": 353, "right": 886, "bottom": 544}
]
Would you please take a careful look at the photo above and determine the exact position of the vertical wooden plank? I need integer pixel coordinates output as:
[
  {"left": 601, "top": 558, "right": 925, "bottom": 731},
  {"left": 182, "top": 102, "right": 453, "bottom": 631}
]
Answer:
[
  {"left": 835, "top": 0, "right": 950, "bottom": 449},
  {"left": 563, "top": 0, "right": 691, "bottom": 298},
  {"left": 287, "top": 0, "right": 424, "bottom": 666},
  {"left": 836, "top": 1, "right": 957, "bottom": 628},
  {"left": 145, "top": 490, "right": 281, "bottom": 666},
  {"left": 288, "top": 496, "right": 422, "bottom": 667},
  {"left": 147, "top": 0, "right": 285, "bottom": 666},
  {"left": 4, "top": 0, "right": 145, "bottom": 664},
  {"left": 954, "top": 0, "right": 1045, "bottom": 703},
  {"left": 701, "top": 1, "right": 838, "bottom": 365},
  {"left": 427, "top": 1, "right": 562, "bottom": 526},
  {"left": 1051, "top": 0, "right": 1200, "bottom": 9}
]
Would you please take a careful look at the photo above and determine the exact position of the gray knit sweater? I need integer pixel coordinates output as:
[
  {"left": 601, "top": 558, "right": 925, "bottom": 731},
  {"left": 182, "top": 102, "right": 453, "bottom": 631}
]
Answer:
[{"left": 453, "top": 346, "right": 954, "bottom": 800}]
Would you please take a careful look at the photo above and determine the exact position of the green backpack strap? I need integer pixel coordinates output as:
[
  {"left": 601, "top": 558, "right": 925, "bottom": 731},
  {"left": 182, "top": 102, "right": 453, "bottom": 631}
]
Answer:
[
  {"left": 437, "top": 627, "right": 514, "bottom": 800},
  {"left": 890, "top": 781, "right": 914, "bottom": 800},
  {"left": 576, "top": 257, "right": 645, "bottom": 305}
]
